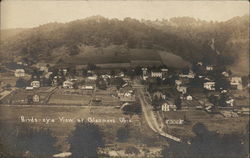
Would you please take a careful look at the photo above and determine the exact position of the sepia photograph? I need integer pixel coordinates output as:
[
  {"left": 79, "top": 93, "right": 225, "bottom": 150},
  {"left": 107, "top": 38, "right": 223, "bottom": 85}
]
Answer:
[{"left": 0, "top": 0, "right": 249, "bottom": 158}]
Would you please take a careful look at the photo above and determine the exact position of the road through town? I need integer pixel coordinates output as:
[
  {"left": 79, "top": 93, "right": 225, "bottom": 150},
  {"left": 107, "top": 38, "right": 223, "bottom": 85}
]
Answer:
[{"left": 133, "top": 79, "right": 181, "bottom": 142}]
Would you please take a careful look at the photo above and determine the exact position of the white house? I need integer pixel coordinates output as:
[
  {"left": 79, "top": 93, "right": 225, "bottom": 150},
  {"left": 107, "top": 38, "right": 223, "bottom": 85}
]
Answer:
[
  {"left": 177, "top": 86, "right": 187, "bottom": 94},
  {"left": 175, "top": 80, "right": 182, "bottom": 86},
  {"left": 31, "top": 81, "right": 40, "bottom": 88},
  {"left": 222, "top": 71, "right": 229, "bottom": 77},
  {"left": 63, "top": 80, "right": 74, "bottom": 89},
  {"left": 226, "top": 98, "right": 234, "bottom": 107},
  {"left": 230, "top": 77, "right": 243, "bottom": 90},
  {"left": 162, "top": 102, "right": 177, "bottom": 112},
  {"left": 87, "top": 74, "right": 98, "bottom": 81},
  {"left": 186, "top": 95, "right": 193, "bottom": 101},
  {"left": 204, "top": 82, "right": 215, "bottom": 90},
  {"left": 15, "top": 69, "right": 25, "bottom": 77},
  {"left": 197, "top": 62, "right": 203, "bottom": 66},
  {"left": 206, "top": 65, "right": 214, "bottom": 71},
  {"left": 142, "top": 68, "right": 148, "bottom": 80},
  {"left": 25, "top": 86, "right": 34, "bottom": 90},
  {"left": 151, "top": 71, "right": 162, "bottom": 78},
  {"left": 80, "top": 85, "right": 94, "bottom": 90}
]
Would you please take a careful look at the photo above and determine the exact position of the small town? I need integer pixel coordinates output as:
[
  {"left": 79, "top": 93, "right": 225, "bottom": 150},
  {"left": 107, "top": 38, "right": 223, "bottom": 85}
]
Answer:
[
  {"left": 0, "top": 1, "right": 249, "bottom": 158},
  {"left": 1, "top": 60, "right": 249, "bottom": 115},
  {"left": 0, "top": 58, "right": 249, "bottom": 157}
]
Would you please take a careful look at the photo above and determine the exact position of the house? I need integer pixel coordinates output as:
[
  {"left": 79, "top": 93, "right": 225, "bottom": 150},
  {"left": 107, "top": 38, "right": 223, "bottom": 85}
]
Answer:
[
  {"left": 186, "top": 95, "right": 193, "bottom": 101},
  {"left": 87, "top": 74, "right": 98, "bottom": 81},
  {"left": 225, "top": 98, "right": 234, "bottom": 107},
  {"left": 177, "top": 86, "right": 187, "bottom": 94},
  {"left": 31, "top": 81, "right": 40, "bottom": 88},
  {"left": 197, "top": 62, "right": 203, "bottom": 66},
  {"left": 33, "top": 94, "right": 40, "bottom": 103},
  {"left": 15, "top": 69, "right": 25, "bottom": 77},
  {"left": 142, "top": 68, "right": 148, "bottom": 80},
  {"left": 115, "top": 72, "right": 125, "bottom": 78},
  {"left": 63, "top": 80, "right": 74, "bottom": 89},
  {"left": 179, "top": 70, "right": 195, "bottom": 79},
  {"left": 222, "top": 71, "right": 229, "bottom": 77},
  {"left": 151, "top": 71, "right": 162, "bottom": 78},
  {"left": 204, "top": 82, "right": 215, "bottom": 90},
  {"left": 161, "top": 68, "right": 168, "bottom": 77},
  {"left": 175, "top": 80, "right": 182, "bottom": 86},
  {"left": 25, "top": 86, "right": 34, "bottom": 90},
  {"left": 206, "top": 65, "right": 214, "bottom": 71},
  {"left": 118, "top": 85, "right": 134, "bottom": 97},
  {"left": 162, "top": 102, "right": 177, "bottom": 111},
  {"left": 230, "top": 77, "right": 243, "bottom": 90},
  {"left": 80, "top": 85, "right": 94, "bottom": 90},
  {"left": 220, "top": 111, "right": 238, "bottom": 118},
  {"left": 62, "top": 69, "right": 67, "bottom": 75}
]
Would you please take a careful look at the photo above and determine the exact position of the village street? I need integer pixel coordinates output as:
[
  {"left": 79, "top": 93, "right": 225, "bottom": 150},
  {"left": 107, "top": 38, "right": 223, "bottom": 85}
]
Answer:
[{"left": 133, "top": 79, "right": 181, "bottom": 142}]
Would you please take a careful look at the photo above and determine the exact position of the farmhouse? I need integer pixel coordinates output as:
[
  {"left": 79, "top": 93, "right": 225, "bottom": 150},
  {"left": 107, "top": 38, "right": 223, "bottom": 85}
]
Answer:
[
  {"left": 177, "top": 86, "right": 187, "bottom": 94},
  {"left": 87, "top": 74, "right": 98, "bottom": 81},
  {"left": 151, "top": 71, "right": 162, "bottom": 78},
  {"left": 222, "top": 71, "right": 229, "bottom": 77},
  {"left": 230, "top": 77, "right": 243, "bottom": 90},
  {"left": 204, "top": 82, "right": 215, "bottom": 90},
  {"left": 186, "top": 95, "right": 193, "bottom": 101},
  {"left": 63, "top": 80, "right": 74, "bottom": 89},
  {"left": 142, "top": 68, "right": 148, "bottom": 80},
  {"left": 31, "top": 81, "right": 40, "bottom": 88},
  {"left": 206, "top": 65, "right": 214, "bottom": 71},
  {"left": 15, "top": 69, "right": 25, "bottom": 77},
  {"left": 25, "top": 86, "right": 34, "bottom": 90},
  {"left": 225, "top": 98, "right": 234, "bottom": 107},
  {"left": 161, "top": 102, "right": 177, "bottom": 112},
  {"left": 175, "top": 80, "right": 182, "bottom": 86}
]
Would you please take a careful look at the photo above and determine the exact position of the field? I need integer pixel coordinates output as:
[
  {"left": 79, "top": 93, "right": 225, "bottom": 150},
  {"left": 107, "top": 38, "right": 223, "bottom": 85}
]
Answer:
[
  {"left": 0, "top": 106, "right": 165, "bottom": 153},
  {"left": 160, "top": 109, "right": 249, "bottom": 138},
  {"left": 1, "top": 87, "right": 55, "bottom": 104}
]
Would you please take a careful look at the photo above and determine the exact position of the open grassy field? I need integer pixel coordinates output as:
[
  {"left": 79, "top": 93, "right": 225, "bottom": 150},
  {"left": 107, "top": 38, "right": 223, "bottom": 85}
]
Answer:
[
  {"left": 1, "top": 87, "right": 54, "bottom": 104},
  {"left": 0, "top": 105, "right": 164, "bottom": 152},
  {"left": 160, "top": 109, "right": 249, "bottom": 138}
]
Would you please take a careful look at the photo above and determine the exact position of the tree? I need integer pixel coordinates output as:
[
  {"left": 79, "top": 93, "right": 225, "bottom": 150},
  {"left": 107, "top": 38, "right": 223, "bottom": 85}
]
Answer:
[
  {"left": 122, "top": 102, "right": 141, "bottom": 115},
  {"left": 116, "top": 126, "right": 129, "bottom": 142},
  {"left": 15, "top": 78, "right": 28, "bottom": 88},
  {"left": 68, "top": 122, "right": 104, "bottom": 158},
  {"left": 175, "top": 97, "right": 182, "bottom": 110},
  {"left": 162, "top": 123, "right": 249, "bottom": 158},
  {"left": 0, "top": 122, "right": 59, "bottom": 158}
]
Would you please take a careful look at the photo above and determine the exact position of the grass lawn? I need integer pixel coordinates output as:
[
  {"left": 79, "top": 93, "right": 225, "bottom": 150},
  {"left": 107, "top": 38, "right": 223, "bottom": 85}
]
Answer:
[
  {"left": 0, "top": 106, "right": 162, "bottom": 152},
  {"left": 161, "top": 109, "right": 249, "bottom": 138}
]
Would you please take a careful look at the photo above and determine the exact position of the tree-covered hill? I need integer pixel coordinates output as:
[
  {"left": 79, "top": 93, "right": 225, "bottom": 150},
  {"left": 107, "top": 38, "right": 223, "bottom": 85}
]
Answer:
[{"left": 0, "top": 15, "right": 249, "bottom": 72}]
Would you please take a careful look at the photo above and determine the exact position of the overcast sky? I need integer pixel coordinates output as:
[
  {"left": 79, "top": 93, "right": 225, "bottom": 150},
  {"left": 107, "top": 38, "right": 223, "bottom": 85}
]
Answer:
[{"left": 1, "top": 1, "right": 249, "bottom": 29}]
